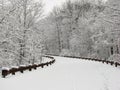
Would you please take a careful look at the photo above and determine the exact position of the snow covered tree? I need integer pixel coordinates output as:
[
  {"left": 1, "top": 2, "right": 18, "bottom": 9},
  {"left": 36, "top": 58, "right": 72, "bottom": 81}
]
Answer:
[
  {"left": 43, "top": 0, "right": 107, "bottom": 57},
  {"left": 91, "top": 0, "right": 120, "bottom": 60},
  {"left": 50, "top": 7, "right": 63, "bottom": 53},
  {"left": 0, "top": 0, "right": 44, "bottom": 67}
]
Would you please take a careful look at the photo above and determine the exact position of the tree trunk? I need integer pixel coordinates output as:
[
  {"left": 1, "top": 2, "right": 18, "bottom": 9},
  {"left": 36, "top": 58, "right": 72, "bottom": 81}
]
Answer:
[{"left": 56, "top": 23, "right": 62, "bottom": 53}]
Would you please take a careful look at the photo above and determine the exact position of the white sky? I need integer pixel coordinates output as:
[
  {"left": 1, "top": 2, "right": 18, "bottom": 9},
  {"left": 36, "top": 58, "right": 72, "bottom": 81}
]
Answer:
[
  {"left": 43, "top": 0, "right": 108, "bottom": 15},
  {"left": 43, "top": 0, "right": 66, "bottom": 15}
]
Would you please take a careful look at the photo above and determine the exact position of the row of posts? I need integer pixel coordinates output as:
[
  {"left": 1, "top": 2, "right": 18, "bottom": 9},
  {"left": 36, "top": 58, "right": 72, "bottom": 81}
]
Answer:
[{"left": 2, "top": 56, "right": 55, "bottom": 78}]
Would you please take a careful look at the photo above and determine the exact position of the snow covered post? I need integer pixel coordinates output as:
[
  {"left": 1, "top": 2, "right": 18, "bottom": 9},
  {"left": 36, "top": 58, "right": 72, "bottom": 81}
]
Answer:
[
  {"left": 33, "top": 64, "right": 37, "bottom": 70},
  {"left": 10, "top": 66, "right": 19, "bottom": 75},
  {"left": 110, "top": 61, "right": 114, "bottom": 65},
  {"left": 28, "top": 64, "right": 32, "bottom": 71},
  {"left": 46, "top": 62, "right": 49, "bottom": 66},
  {"left": 106, "top": 61, "right": 109, "bottom": 64},
  {"left": 102, "top": 60, "right": 105, "bottom": 64},
  {"left": 2, "top": 67, "right": 10, "bottom": 78},
  {"left": 41, "top": 64, "right": 44, "bottom": 68},
  {"left": 115, "top": 62, "right": 118, "bottom": 67},
  {"left": 19, "top": 65, "right": 26, "bottom": 73}
]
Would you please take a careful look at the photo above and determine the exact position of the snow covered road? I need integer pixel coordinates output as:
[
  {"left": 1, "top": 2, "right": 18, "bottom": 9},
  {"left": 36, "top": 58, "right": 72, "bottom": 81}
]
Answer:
[{"left": 0, "top": 56, "right": 120, "bottom": 90}]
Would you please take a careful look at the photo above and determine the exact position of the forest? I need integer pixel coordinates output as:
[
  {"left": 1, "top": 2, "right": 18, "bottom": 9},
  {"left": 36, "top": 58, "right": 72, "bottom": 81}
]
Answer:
[{"left": 0, "top": 0, "right": 120, "bottom": 67}]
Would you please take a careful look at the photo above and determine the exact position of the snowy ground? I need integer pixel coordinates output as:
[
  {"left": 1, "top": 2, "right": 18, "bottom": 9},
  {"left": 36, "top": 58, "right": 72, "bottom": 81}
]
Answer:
[{"left": 0, "top": 56, "right": 120, "bottom": 90}]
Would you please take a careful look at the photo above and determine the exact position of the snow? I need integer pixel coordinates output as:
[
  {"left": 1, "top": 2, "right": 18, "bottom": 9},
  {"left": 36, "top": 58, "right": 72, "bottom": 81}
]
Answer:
[
  {"left": 11, "top": 66, "right": 19, "bottom": 68},
  {"left": 42, "top": 56, "right": 53, "bottom": 63},
  {"left": 0, "top": 56, "right": 120, "bottom": 90},
  {"left": 19, "top": 65, "right": 27, "bottom": 67},
  {"left": 1, "top": 67, "right": 10, "bottom": 70}
]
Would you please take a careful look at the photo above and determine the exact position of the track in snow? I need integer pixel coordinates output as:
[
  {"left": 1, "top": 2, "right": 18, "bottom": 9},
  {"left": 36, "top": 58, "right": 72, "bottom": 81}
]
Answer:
[{"left": 0, "top": 56, "right": 120, "bottom": 90}]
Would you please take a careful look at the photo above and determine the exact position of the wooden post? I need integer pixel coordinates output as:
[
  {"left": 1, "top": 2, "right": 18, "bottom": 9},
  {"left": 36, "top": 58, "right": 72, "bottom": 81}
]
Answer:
[
  {"left": 2, "top": 69, "right": 9, "bottom": 78},
  {"left": 115, "top": 62, "right": 118, "bottom": 67}
]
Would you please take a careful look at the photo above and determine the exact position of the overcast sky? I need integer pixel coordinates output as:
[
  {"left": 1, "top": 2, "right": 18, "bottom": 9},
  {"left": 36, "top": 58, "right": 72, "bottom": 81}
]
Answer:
[
  {"left": 43, "top": 0, "right": 66, "bottom": 15},
  {"left": 43, "top": 0, "right": 108, "bottom": 15}
]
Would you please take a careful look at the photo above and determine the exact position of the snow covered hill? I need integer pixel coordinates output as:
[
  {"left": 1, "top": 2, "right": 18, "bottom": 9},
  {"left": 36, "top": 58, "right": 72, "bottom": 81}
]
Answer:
[{"left": 0, "top": 56, "right": 120, "bottom": 90}]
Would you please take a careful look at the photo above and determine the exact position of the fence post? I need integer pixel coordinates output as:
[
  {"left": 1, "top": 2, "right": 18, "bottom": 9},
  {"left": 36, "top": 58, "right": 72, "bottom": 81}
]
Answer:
[
  {"left": 102, "top": 60, "right": 105, "bottom": 64},
  {"left": 2, "top": 69, "right": 9, "bottom": 78},
  {"left": 115, "top": 62, "right": 118, "bottom": 67}
]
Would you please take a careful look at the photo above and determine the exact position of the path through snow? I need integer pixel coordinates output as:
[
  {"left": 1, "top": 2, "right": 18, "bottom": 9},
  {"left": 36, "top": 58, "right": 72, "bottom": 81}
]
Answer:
[{"left": 0, "top": 56, "right": 120, "bottom": 90}]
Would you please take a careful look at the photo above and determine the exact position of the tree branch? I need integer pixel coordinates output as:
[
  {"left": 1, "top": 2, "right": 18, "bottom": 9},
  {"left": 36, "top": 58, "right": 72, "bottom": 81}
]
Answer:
[{"left": 106, "top": 6, "right": 120, "bottom": 12}]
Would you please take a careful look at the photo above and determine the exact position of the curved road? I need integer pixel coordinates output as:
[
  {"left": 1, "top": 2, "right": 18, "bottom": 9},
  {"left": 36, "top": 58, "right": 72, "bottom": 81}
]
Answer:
[{"left": 1, "top": 56, "right": 120, "bottom": 90}]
